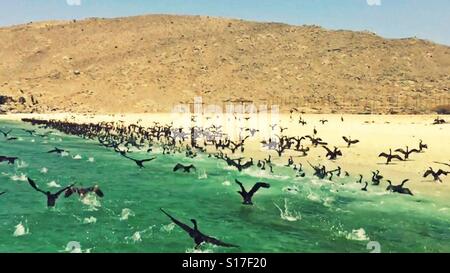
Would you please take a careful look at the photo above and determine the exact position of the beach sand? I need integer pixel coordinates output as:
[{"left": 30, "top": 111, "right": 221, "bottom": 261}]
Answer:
[{"left": 1, "top": 113, "right": 449, "bottom": 200}]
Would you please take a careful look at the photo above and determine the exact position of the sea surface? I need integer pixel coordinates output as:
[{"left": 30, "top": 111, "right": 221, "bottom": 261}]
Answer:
[{"left": 0, "top": 120, "right": 449, "bottom": 253}]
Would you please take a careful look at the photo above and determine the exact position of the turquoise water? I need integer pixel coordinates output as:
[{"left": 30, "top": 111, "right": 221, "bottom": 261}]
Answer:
[{"left": 0, "top": 120, "right": 449, "bottom": 253}]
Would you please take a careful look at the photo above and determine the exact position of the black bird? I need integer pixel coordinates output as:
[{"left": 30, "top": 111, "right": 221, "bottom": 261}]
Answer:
[
  {"left": 48, "top": 147, "right": 67, "bottom": 154},
  {"left": 160, "top": 208, "right": 238, "bottom": 249},
  {"left": 6, "top": 137, "right": 18, "bottom": 141},
  {"left": 64, "top": 185, "right": 104, "bottom": 198},
  {"left": 22, "top": 129, "right": 36, "bottom": 136},
  {"left": 235, "top": 179, "right": 270, "bottom": 205},
  {"left": 0, "top": 191, "right": 5, "bottom": 196},
  {"left": 0, "top": 156, "right": 18, "bottom": 164},
  {"left": 27, "top": 178, "right": 74, "bottom": 207},
  {"left": 395, "top": 146, "right": 420, "bottom": 160},
  {"left": 418, "top": 140, "right": 428, "bottom": 152},
  {"left": 361, "top": 182, "right": 368, "bottom": 191},
  {"left": 433, "top": 117, "right": 446, "bottom": 125},
  {"left": 386, "top": 179, "right": 413, "bottom": 196},
  {"left": 357, "top": 174, "right": 363, "bottom": 183},
  {"left": 371, "top": 170, "right": 383, "bottom": 185},
  {"left": 319, "top": 119, "right": 328, "bottom": 124},
  {"left": 342, "top": 136, "right": 359, "bottom": 148},
  {"left": 423, "top": 167, "right": 448, "bottom": 183},
  {"left": 378, "top": 149, "right": 403, "bottom": 164},
  {"left": 0, "top": 129, "right": 12, "bottom": 137},
  {"left": 323, "top": 146, "right": 342, "bottom": 160},
  {"left": 122, "top": 154, "right": 156, "bottom": 168},
  {"left": 173, "top": 163, "right": 196, "bottom": 173}
]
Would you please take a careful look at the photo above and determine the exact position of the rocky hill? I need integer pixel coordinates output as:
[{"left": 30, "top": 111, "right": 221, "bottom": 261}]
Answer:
[{"left": 0, "top": 14, "right": 449, "bottom": 114}]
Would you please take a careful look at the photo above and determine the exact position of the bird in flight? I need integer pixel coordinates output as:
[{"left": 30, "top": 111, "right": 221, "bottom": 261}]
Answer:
[{"left": 160, "top": 208, "right": 238, "bottom": 249}]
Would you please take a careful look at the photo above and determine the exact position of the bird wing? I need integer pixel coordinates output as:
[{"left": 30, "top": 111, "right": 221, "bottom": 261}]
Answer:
[
  {"left": 248, "top": 182, "right": 271, "bottom": 197},
  {"left": 160, "top": 208, "right": 194, "bottom": 234},
  {"left": 173, "top": 163, "right": 184, "bottom": 172},
  {"left": 140, "top": 157, "right": 156, "bottom": 163},
  {"left": 436, "top": 169, "right": 448, "bottom": 176},
  {"left": 56, "top": 184, "right": 76, "bottom": 197},
  {"left": 27, "top": 178, "right": 47, "bottom": 195},
  {"left": 234, "top": 179, "right": 247, "bottom": 194},
  {"left": 394, "top": 148, "right": 406, "bottom": 154},
  {"left": 351, "top": 140, "right": 360, "bottom": 144},
  {"left": 93, "top": 187, "right": 105, "bottom": 197},
  {"left": 423, "top": 170, "right": 432, "bottom": 177},
  {"left": 322, "top": 146, "right": 332, "bottom": 153},
  {"left": 378, "top": 152, "right": 389, "bottom": 158},
  {"left": 409, "top": 149, "right": 420, "bottom": 154},
  {"left": 64, "top": 187, "right": 76, "bottom": 198},
  {"left": 392, "top": 155, "right": 404, "bottom": 161},
  {"left": 342, "top": 136, "right": 349, "bottom": 143},
  {"left": 0, "top": 191, "right": 5, "bottom": 196}
]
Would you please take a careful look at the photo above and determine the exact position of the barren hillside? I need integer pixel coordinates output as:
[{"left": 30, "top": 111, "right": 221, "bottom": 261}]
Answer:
[{"left": 0, "top": 14, "right": 449, "bottom": 114}]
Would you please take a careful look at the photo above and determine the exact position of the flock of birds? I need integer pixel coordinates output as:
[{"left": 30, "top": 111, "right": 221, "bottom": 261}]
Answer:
[{"left": 0, "top": 113, "right": 448, "bottom": 249}]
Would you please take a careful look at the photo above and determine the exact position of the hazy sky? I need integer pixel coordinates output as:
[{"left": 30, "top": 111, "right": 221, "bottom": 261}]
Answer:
[{"left": 1, "top": 0, "right": 449, "bottom": 45}]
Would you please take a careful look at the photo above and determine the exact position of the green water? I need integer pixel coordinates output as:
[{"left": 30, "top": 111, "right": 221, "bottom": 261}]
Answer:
[{"left": 0, "top": 120, "right": 449, "bottom": 253}]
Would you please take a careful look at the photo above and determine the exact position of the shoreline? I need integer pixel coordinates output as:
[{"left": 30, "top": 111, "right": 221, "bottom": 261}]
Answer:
[{"left": 1, "top": 112, "right": 449, "bottom": 200}]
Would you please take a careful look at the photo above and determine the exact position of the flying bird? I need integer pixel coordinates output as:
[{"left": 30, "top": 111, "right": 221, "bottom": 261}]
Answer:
[
  {"left": 173, "top": 163, "right": 196, "bottom": 173},
  {"left": 160, "top": 208, "right": 238, "bottom": 249},
  {"left": 235, "top": 179, "right": 270, "bottom": 205}
]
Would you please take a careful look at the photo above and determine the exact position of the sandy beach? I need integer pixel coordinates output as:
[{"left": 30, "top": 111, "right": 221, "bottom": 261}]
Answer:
[{"left": 2, "top": 113, "right": 448, "bottom": 200}]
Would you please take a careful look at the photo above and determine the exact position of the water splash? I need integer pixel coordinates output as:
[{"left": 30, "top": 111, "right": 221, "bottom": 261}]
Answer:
[
  {"left": 40, "top": 167, "right": 48, "bottom": 174},
  {"left": 120, "top": 208, "right": 135, "bottom": 221},
  {"left": 72, "top": 154, "right": 82, "bottom": 160},
  {"left": 274, "top": 199, "right": 301, "bottom": 222},
  {"left": 47, "top": 181, "right": 61, "bottom": 188},
  {"left": 87, "top": 157, "right": 95, "bottom": 163},
  {"left": 83, "top": 216, "right": 97, "bottom": 224},
  {"left": 160, "top": 223, "right": 175, "bottom": 233},
  {"left": 10, "top": 173, "right": 27, "bottom": 182},
  {"left": 13, "top": 221, "right": 29, "bottom": 237}
]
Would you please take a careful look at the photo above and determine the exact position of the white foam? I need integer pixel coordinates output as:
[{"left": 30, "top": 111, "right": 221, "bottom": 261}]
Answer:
[
  {"left": 120, "top": 208, "right": 135, "bottom": 221},
  {"left": 160, "top": 223, "right": 175, "bottom": 233},
  {"left": 10, "top": 173, "right": 27, "bottom": 182},
  {"left": 13, "top": 222, "right": 29, "bottom": 237},
  {"left": 40, "top": 167, "right": 48, "bottom": 174},
  {"left": 16, "top": 160, "right": 28, "bottom": 169},
  {"left": 198, "top": 170, "right": 208, "bottom": 180},
  {"left": 222, "top": 181, "right": 231, "bottom": 186},
  {"left": 81, "top": 195, "right": 101, "bottom": 211},
  {"left": 87, "top": 157, "right": 95, "bottom": 162},
  {"left": 72, "top": 154, "right": 82, "bottom": 160},
  {"left": 61, "top": 151, "right": 69, "bottom": 157},
  {"left": 83, "top": 216, "right": 97, "bottom": 224},
  {"left": 343, "top": 228, "right": 370, "bottom": 241},
  {"left": 47, "top": 181, "right": 61, "bottom": 188}
]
